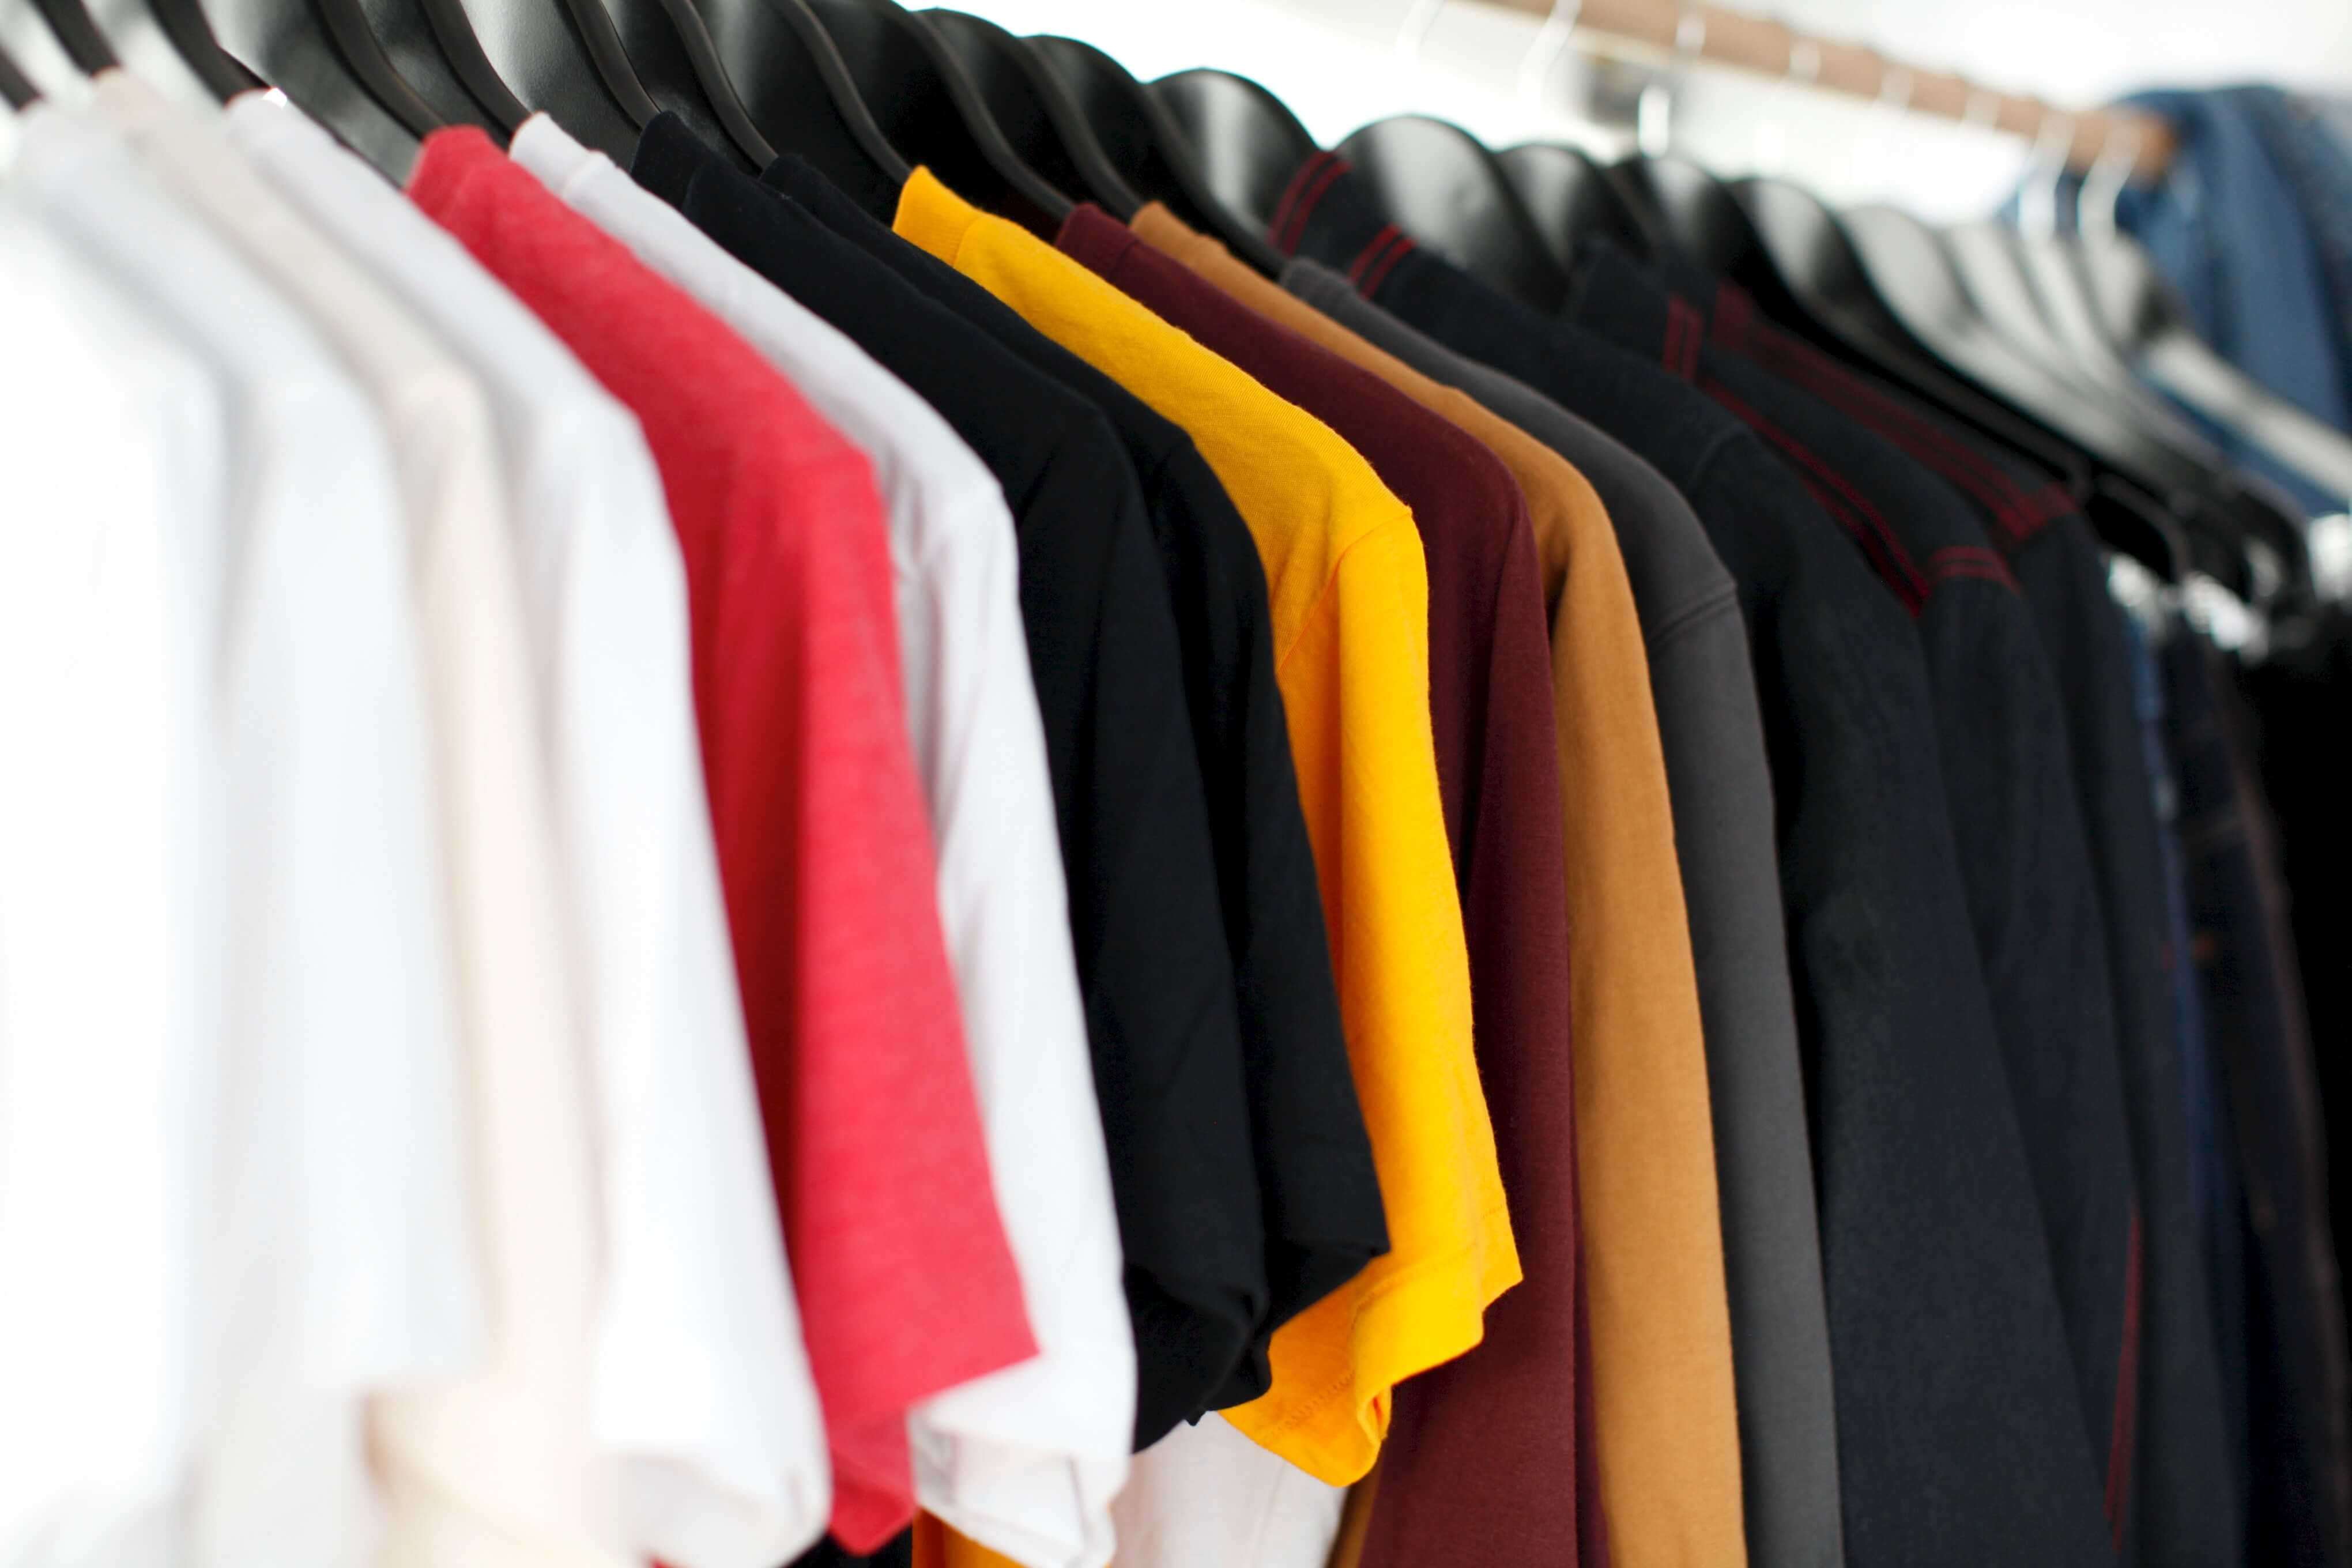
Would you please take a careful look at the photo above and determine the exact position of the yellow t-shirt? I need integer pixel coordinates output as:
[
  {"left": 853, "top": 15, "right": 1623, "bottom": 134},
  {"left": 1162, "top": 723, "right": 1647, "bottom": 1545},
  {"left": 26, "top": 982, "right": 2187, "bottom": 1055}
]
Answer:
[
  {"left": 1132, "top": 209, "right": 1747, "bottom": 1568},
  {"left": 895, "top": 168, "right": 1516, "bottom": 1488}
]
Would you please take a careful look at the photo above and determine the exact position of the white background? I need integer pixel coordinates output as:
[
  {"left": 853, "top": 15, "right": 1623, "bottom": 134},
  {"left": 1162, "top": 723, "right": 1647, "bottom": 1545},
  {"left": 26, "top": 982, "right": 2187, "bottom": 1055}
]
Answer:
[{"left": 937, "top": 0, "right": 2352, "bottom": 218}]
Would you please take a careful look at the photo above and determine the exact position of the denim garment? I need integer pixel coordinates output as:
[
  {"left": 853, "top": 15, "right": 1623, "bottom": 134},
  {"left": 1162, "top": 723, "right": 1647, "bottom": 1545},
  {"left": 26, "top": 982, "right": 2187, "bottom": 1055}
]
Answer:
[
  {"left": 2123, "top": 606, "right": 2250, "bottom": 1525},
  {"left": 2119, "top": 88, "right": 2352, "bottom": 440},
  {"left": 1278, "top": 153, "right": 2113, "bottom": 1568},
  {"left": 2162, "top": 630, "right": 2352, "bottom": 1567}
]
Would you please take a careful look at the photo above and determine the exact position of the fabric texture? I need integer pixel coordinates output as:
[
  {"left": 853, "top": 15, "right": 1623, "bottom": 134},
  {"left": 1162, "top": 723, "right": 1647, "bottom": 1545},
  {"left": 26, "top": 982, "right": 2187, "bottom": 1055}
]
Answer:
[
  {"left": 1125, "top": 204, "right": 1749, "bottom": 1568},
  {"left": 224, "top": 94, "right": 834, "bottom": 1568},
  {"left": 530, "top": 115, "right": 1134, "bottom": 1568},
  {"left": 1129, "top": 213, "right": 1612, "bottom": 1568},
  {"left": 892, "top": 166, "right": 1514, "bottom": 1492},
  {"left": 1697, "top": 272, "right": 2240, "bottom": 1567},
  {"left": 1281, "top": 251, "right": 1838, "bottom": 1568},
  {"left": 93, "top": 74, "right": 642, "bottom": 1568},
  {"left": 760, "top": 156, "right": 1385, "bottom": 1428},
  {"left": 1571, "top": 243, "right": 2142, "bottom": 1539},
  {"left": 639, "top": 129, "right": 1267, "bottom": 1454},
  {"left": 1062, "top": 200, "right": 1589, "bottom": 1568},
  {"left": 10, "top": 103, "right": 481, "bottom": 1568},
  {"left": 409, "top": 127, "right": 1034, "bottom": 1555},
  {"left": 1276, "top": 154, "right": 2114, "bottom": 1566},
  {"left": 0, "top": 189, "right": 234, "bottom": 1568}
]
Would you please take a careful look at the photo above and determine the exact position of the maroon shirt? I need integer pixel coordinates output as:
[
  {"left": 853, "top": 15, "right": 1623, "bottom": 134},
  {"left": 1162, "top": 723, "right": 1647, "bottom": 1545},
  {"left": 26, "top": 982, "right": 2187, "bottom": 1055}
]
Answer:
[{"left": 1057, "top": 206, "right": 1589, "bottom": 1563}]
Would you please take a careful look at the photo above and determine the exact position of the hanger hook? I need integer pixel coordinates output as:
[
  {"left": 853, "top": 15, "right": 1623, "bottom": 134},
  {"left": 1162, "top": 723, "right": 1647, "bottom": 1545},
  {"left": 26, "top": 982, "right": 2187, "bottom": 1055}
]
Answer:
[
  {"left": 2019, "top": 108, "right": 2077, "bottom": 238},
  {"left": 1393, "top": 0, "right": 1450, "bottom": 68},
  {"left": 2080, "top": 119, "right": 2144, "bottom": 242},
  {"left": 1754, "top": 25, "right": 1819, "bottom": 172},
  {"left": 1516, "top": 0, "right": 1585, "bottom": 109},
  {"left": 1876, "top": 63, "right": 1914, "bottom": 117},
  {"left": 1848, "top": 54, "right": 1914, "bottom": 189},
  {"left": 1637, "top": 4, "right": 1704, "bottom": 156},
  {"left": 1962, "top": 86, "right": 2003, "bottom": 135}
]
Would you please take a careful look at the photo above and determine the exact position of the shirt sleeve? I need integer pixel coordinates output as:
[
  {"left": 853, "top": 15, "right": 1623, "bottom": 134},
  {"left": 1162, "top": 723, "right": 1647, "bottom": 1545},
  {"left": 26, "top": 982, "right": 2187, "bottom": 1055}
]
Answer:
[
  {"left": 1220, "top": 517, "right": 1517, "bottom": 1486},
  {"left": 695, "top": 429, "right": 1035, "bottom": 1553}
]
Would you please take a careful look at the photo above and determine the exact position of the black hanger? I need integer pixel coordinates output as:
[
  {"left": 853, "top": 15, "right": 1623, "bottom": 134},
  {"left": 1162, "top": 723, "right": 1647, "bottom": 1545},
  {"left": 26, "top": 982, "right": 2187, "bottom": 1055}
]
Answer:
[
  {"left": 596, "top": 0, "right": 775, "bottom": 168},
  {"left": 129, "top": 0, "right": 261, "bottom": 100},
  {"left": 697, "top": 0, "right": 906, "bottom": 213},
  {"left": 801, "top": 0, "right": 1068, "bottom": 232},
  {"left": 1731, "top": 174, "right": 2091, "bottom": 487},
  {"left": 2081, "top": 229, "right": 2352, "bottom": 504},
  {"left": 28, "top": 0, "right": 118, "bottom": 71},
  {"left": 1149, "top": 66, "right": 1317, "bottom": 239},
  {"left": 448, "top": 0, "right": 655, "bottom": 159},
  {"left": 1024, "top": 33, "right": 1283, "bottom": 275},
  {"left": 1844, "top": 203, "right": 2300, "bottom": 600},
  {"left": 922, "top": 9, "right": 1138, "bottom": 218},
  {"left": 356, "top": 0, "right": 525, "bottom": 133},
  {"left": 195, "top": 0, "right": 428, "bottom": 175},
  {"left": 1330, "top": 115, "right": 1570, "bottom": 312},
  {"left": 1608, "top": 156, "right": 2181, "bottom": 580},
  {"left": 0, "top": 37, "right": 38, "bottom": 104},
  {"left": 1497, "top": 141, "right": 1658, "bottom": 263}
]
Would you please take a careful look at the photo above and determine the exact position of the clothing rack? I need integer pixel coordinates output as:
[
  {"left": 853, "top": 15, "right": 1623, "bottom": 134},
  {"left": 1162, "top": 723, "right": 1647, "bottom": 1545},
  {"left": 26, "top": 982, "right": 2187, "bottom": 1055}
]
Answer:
[{"left": 1441, "top": 0, "right": 2176, "bottom": 178}]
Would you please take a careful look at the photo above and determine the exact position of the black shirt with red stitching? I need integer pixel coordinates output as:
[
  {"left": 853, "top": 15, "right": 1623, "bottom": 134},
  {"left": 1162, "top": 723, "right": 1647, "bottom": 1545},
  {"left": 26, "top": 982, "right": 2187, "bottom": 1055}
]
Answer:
[{"left": 1275, "top": 150, "right": 2117, "bottom": 1568}]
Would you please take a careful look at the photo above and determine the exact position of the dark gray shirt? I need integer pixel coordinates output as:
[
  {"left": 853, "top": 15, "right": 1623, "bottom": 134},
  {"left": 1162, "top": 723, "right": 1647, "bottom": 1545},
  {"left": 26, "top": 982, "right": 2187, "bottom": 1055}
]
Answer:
[{"left": 1286, "top": 256, "right": 1845, "bottom": 1568}]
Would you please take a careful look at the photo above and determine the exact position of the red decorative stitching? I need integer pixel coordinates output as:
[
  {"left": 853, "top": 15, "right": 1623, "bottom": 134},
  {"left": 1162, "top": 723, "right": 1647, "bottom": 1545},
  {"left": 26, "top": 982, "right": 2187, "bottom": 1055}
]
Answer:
[
  {"left": 1348, "top": 224, "right": 1407, "bottom": 289},
  {"left": 1358, "top": 225, "right": 1417, "bottom": 296},
  {"left": 1735, "top": 319, "right": 2068, "bottom": 551},
  {"left": 1925, "top": 545, "right": 2021, "bottom": 590},
  {"left": 1663, "top": 296, "right": 1705, "bottom": 381},
  {"left": 2106, "top": 1212, "right": 2146, "bottom": 1550},
  {"left": 1701, "top": 375, "right": 1931, "bottom": 613},
  {"left": 1712, "top": 281, "right": 1755, "bottom": 349},
  {"left": 1272, "top": 151, "right": 1345, "bottom": 256}
]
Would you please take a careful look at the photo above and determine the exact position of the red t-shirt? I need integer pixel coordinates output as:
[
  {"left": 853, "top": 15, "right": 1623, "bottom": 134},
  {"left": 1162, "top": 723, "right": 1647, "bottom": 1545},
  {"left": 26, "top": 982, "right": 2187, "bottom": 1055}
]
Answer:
[{"left": 409, "top": 128, "right": 1035, "bottom": 1551}]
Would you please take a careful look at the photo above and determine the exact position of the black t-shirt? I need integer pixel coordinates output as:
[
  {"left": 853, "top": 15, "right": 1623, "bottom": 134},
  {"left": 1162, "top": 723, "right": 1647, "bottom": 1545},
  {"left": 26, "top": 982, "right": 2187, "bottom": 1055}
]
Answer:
[
  {"left": 756, "top": 148, "right": 1389, "bottom": 1414},
  {"left": 1277, "top": 153, "right": 2114, "bottom": 1565},
  {"left": 631, "top": 112, "right": 1267, "bottom": 1445},
  {"left": 1570, "top": 242, "right": 2140, "bottom": 1513}
]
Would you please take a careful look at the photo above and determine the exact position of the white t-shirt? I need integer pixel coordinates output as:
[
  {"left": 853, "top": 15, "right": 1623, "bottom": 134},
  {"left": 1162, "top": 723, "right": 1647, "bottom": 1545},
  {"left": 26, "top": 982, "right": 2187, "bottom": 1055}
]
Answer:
[
  {"left": 222, "top": 91, "right": 834, "bottom": 1568},
  {"left": 512, "top": 115, "right": 1137, "bottom": 1568},
  {"left": 0, "top": 192, "right": 224, "bottom": 1568},
  {"left": 91, "top": 70, "right": 631, "bottom": 1568},
  {"left": 10, "top": 103, "right": 480, "bottom": 1568},
  {"left": 1110, "top": 1414, "right": 1347, "bottom": 1568}
]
